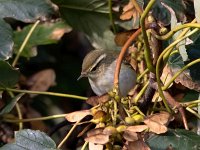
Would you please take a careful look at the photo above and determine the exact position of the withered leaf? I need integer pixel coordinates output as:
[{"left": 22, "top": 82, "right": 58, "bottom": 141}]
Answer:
[
  {"left": 87, "top": 128, "right": 104, "bottom": 137},
  {"left": 145, "top": 111, "right": 172, "bottom": 125},
  {"left": 26, "top": 69, "right": 56, "bottom": 96},
  {"left": 65, "top": 110, "right": 91, "bottom": 122},
  {"left": 123, "top": 130, "right": 138, "bottom": 142},
  {"left": 89, "top": 142, "right": 103, "bottom": 150},
  {"left": 85, "top": 134, "right": 109, "bottom": 145},
  {"left": 171, "top": 67, "right": 200, "bottom": 92},
  {"left": 114, "top": 31, "right": 133, "bottom": 46},
  {"left": 125, "top": 125, "right": 148, "bottom": 133},
  {"left": 120, "top": 2, "right": 140, "bottom": 29},
  {"left": 127, "top": 140, "right": 150, "bottom": 150},
  {"left": 86, "top": 94, "right": 110, "bottom": 106},
  {"left": 103, "top": 126, "right": 117, "bottom": 136},
  {"left": 144, "top": 118, "right": 168, "bottom": 134}
]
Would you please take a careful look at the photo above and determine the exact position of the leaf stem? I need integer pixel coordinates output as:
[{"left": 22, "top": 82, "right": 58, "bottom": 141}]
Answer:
[
  {"left": 137, "top": 68, "right": 149, "bottom": 81},
  {"left": 156, "top": 28, "right": 199, "bottom": 112},
  {"left": 3, "top": 114, "right": 68, "bottom": 123},
  {"left": 57, "top": 120, "right": 80, "bottom": 149},
  {"left": 134, "top": 81, "right": 149, "bottom": 103},
  {"left": 186, "top": 107, "right": 200, "bottom": 119},
  {"left": 163, "top": 58, "right": 200, "bottom": 91},
  {"left": 108, "top": 0, "right": 116, "bottom": 33},
  {"left": 154, "top": 22, "right": 200, "bottom": 40},
  {"left": 81, "top": 141, "right": 89, "bottom": 150},
  {"left": 12, "top": 20, "right": 40, "bottom": 67},
  {"left": 2, "top": 88, "right": 87, "bottom": 100},
  {"left": 7, "top": 91, "right": 23, "bottom": 130},
  {"left": 140, "top": 0, "right": 155, "bottom": 73},
  {"left": 131, "top": 0, "right": 143, "bottom": 15}
]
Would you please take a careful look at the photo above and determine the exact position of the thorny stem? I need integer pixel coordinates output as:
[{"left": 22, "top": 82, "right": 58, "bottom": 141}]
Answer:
[
  {"left": 3, "top": 114, "right": 68, "bottom": 123},
  {"left": 12, "top": 20, "right": 40, "bottom": 67},
  {"left": 140, "top": 0, "right": 155, "bottom": 73},
  {"left": 156, "top": 28, "right": 199, "bottom": 112},
  {"left": 57, "top": 120, "right": 81, "bottom": 149},
  {"left": 114, "top": 28, "right": 142, "bottom": 91},
  {"left": 2, "top": 88, "right": 87, "bottom": 100}
]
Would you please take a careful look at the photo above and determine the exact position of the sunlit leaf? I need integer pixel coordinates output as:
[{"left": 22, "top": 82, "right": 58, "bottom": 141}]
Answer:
[{"left": 14, "top": 21, "right": 71, "bottom": 57}]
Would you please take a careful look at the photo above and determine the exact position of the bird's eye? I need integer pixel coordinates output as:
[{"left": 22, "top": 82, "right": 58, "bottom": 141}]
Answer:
[{"left": 90, "top": 64, "right": 98, "bottom": 72}]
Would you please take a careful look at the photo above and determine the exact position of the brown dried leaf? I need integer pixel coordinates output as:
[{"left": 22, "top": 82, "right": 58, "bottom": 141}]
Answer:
[
  {"left": 89, "top": 142, "right": 103, "bottom": 150},
  {"left": 114, "top": 31, "right": 133, "bottom": 46},
  {"left": 146, "top": 111, "right": 172, "bottom": 125},
  {"left": 85, "top": 134, "right": 109, "bottom": 145},
  {"left": 87, "top": 128, "right": 104, "bottom": 137},
  {"left": 120, "top": 2, "right": 134, "bottom": 20},
  {"left": 127, "top": 140, "right": 150, "bottom": 150},
  {"left": 144, "top": 118, "right": 167, "bottom": 134},
  {"left": 123, "top": 130, "right": 138, "bottom": 142},
  {"left": 26, "top": 69, "right": 56, "bottom": 96},
  {"left": 171, "top": 67, "right": 200, "bottom": 92},
  {"left": 50, "top": 27, "right": 71, "bottom": 40},
  {"left": 103, "top": 126, "right": 117, "bottom": 136},
  {"left": 65, "top": 110, "right": 91, "bottom": 122},
  {"left": 161, "top": 65, "right": 173, "bottom": 87},
  {"left": 125, "top": 125, "right": 148, "bottom": 133},
  {"left": 86, "top": 94, "right": 110, "bottom": 106}
]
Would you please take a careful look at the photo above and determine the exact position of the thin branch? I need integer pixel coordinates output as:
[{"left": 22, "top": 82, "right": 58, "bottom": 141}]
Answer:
[
  {"left": 3, "top": 114, "right": 68, "bottom": 123},
  {"left": 12, "top": 20, "right": 40, "bottom": 67},
  {"left": 140, "top": 0, "right": 155, "bottom": 73},
  {"left": 114, "top": 28, "right": 142, "bottom": 90},
  {"left": 2, "top": 88, "right": 87, "bottom": 100}
]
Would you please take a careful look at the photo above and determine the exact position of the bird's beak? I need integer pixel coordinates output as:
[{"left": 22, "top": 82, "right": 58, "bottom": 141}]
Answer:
[{"left": 77, "top": 72, "right": 87, "bottom": 80}]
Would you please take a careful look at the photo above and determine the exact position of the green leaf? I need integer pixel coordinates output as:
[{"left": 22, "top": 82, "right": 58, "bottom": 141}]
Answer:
[
  {"left": 0, "top": 0, "right": 54, "bottom": 23},
  {"left": 0, "top": 19, "right": 13, "bottom": 60},
  {"left": 14, "top": 21, "right": 71, "bottom": 57},
  {"left": 147, "top": 129, "right": 200, "bottom": 150},
  {"left": 51, "top": 0, "right": 117, "bottom": 50},
  {"left": 0, "top": 0, "right": 55, "bottom": 60},
  {"left": 150, "top": 0, "right": 186, "bottom": 26},
  {"left": 0, "top": 93, "right": 24, "bottom": 115},
  {"left": 0, "top": 60, "right": 20, "bottom": 88},
  {"left": 0, "top": 129, "right": 59, "bottom": 150}
]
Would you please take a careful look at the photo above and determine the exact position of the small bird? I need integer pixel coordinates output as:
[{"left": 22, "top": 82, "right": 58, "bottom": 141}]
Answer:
[{"left": 78, "top": 50, "right": 136, "bottom": 96}]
